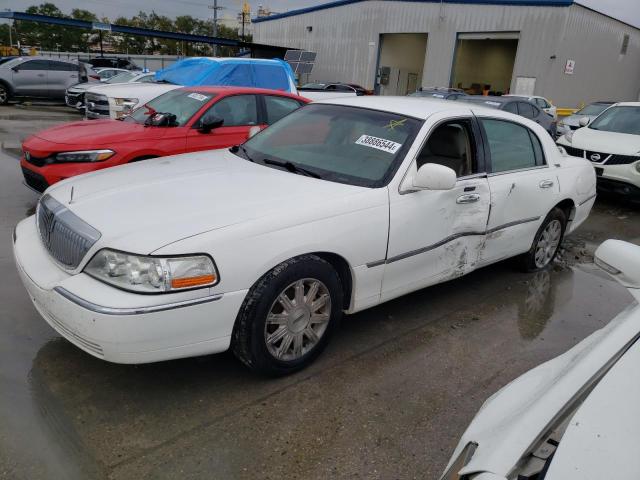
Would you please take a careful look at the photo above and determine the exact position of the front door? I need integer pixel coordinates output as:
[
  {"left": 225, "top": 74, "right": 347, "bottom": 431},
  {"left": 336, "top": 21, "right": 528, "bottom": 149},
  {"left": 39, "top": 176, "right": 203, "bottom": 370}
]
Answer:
[
  {"left": 185, "top": 94, "right": 261, "bottom": 152},
  {"left": 475, "top": 117, "right": 560, "bottom": 266},
  {"left": 381, "top": 116, "right": 491, "bottom": 302}
]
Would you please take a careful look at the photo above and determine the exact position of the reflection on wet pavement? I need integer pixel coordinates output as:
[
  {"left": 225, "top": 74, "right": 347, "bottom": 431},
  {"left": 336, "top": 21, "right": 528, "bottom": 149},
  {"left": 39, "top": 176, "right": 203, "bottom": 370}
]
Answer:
[{"left": 1, "top": 106, "right": 639, "bottom": 479}]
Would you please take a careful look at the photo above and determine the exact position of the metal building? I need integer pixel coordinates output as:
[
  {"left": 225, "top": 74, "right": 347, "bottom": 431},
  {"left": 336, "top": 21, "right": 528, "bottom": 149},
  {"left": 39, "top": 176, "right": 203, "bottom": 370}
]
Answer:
[{"left": 253, "top": 0, "right": 640, "bottom": 106}]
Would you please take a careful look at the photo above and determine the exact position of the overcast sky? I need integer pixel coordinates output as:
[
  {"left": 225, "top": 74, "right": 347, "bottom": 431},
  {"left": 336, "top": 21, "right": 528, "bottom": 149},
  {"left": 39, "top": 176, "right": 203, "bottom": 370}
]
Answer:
[{"left": 3, "top": 0, "right": 639, "bottom": 28}]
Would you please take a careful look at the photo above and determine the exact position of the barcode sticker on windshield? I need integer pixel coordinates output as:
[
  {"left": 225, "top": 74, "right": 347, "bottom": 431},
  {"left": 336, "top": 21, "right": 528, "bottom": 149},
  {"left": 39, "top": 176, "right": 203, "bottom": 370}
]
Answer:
[
  {"left": 188, "top": 93, "right": 209, "bottom": 102},
  {"left": 355, "top": 135, "right": 402, "bottom": 154}
]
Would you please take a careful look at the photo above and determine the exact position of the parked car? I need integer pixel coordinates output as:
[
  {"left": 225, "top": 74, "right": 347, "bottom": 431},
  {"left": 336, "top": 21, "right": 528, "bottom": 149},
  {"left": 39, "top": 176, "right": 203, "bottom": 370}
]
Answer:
[
  {"left": 65, "top": 71, "right": 156, "bottom": 110},
  {"left": 556, "top": 101, "right": 616, "bottom": 137},
  {"left": 300, "top": 82, "right": 371, "bottom": 95},
  {"left": 440, "top": 239, "right": 640, "bottom": 480},
  {"left": 13, "top": 97, "right": 596, "bottom": 375},
  {"left": 21, "top": 86, "right": 309, "bottom": 192},
  {"left": 85, "top": 57, "right": 356, "bottom": 119},
  {"left": 95, "top": 67, "right": 131, "bottom": 81},
  {"left": 461, "top": 95, "right": 557, "bottom": 136},
  {"left": 408, "top": 87, "right": 466, "bottom": 100},
  {"left": 504, "top": 94, "right": 557, "bottom": 120},
  {"left": 84, "top": 57, "right": 140, "bottom": 71},
  {"left": 0, "top": 56, "right": 93, "bottom": 105},
  {"left": 557, "top": 102, "right": 640, "bottom": 200}
]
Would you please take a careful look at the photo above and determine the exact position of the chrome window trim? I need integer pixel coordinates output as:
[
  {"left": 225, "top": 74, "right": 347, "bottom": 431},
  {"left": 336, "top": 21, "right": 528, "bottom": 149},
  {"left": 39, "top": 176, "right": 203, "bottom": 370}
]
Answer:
[{"left": 54, "top": 287, "right": 223, "bottom": 315}]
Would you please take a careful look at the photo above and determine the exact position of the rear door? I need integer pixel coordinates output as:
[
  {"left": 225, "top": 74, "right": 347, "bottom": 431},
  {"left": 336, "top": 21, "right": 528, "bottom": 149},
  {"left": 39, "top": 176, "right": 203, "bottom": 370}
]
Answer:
[
  {"left": 476, "top": 116, "right": 560, "bottom": 266},
  {"left": 262, "top": 95, "right": 305, "bottom": 125},
  {"left": 12, "top": 59, "right": 49, "bottom": 97},
  {"left": 47, "top": 60, "right": 79, "bottom": 98},
  {"left": 185, "top": 94, "right": 259, "bottom": 152}
]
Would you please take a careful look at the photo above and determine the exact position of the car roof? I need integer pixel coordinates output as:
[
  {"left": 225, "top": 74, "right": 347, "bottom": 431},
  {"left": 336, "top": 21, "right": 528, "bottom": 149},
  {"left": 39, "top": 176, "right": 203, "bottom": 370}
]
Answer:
[
  {"left": 313, "top": 95, "right": 492, "bottom": 119},
  {"left": 16, "top": 56, "right": 78, "bottom": 64},
  {"left": 181, "top": 86, "right": 306, "bottom": 100},
  {"left": 611, "top": 102, "right": 640, "bottom": 107}
]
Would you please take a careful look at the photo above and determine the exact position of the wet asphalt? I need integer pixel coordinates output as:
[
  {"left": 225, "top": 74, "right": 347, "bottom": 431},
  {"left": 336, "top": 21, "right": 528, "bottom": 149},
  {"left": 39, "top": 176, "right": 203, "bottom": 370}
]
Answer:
[{"left": 1, "top": 105, "right": 639, "bottom": 480}]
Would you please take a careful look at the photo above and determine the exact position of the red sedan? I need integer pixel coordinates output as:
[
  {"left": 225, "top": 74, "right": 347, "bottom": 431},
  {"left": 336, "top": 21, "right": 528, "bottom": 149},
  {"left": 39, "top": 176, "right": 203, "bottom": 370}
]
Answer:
[{"left": 21, "top": 86, "right": 309, "bottom": 192}]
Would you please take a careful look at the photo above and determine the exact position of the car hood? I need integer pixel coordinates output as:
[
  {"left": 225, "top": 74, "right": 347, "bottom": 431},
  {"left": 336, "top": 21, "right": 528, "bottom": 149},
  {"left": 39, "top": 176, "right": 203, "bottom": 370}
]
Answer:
[
  {"left": 46, "top": 149, "right": 371, "bottom": 256},
  {"left": 87, "top": 82, "right": 179, "bottom": 99},
  {"left": 67, "top": 82, "right": 97, "bottom": 93},
  {"left": 544, "top": 338, "right": 640, "bottom": 479},
  {"left": 569, "top": 127, "right": 640, "bottom": 155},
  {"left": 444, "top": 301, "right": 640, "bottom": 478},
  {"left": 28, "top": 119, "right": 170, "bottom": 146}
]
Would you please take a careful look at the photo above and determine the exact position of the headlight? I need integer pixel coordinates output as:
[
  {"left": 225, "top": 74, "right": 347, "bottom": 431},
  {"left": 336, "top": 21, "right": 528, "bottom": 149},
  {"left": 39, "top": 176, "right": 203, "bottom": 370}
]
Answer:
[
  {"left": 55, "top": 149, "right": 115, "bottom": 162},
  {"left": 635, "top": 161, "right": 640, "bottom": 174},
  {"left": 84, "top": 249, "right": 218, "bottom": 294},
  {"left": 114, "top": 97, "right": 138, "bottom": 107}
]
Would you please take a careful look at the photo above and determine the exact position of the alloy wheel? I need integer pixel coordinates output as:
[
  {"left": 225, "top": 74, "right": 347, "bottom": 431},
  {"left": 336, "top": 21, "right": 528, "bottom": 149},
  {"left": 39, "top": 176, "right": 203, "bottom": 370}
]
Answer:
[
  {"left": 264, "top": 278, "right": 331, "bottom": 361},
  {"left": 534, "top": 219, "right": 562, "bottom": 268}
]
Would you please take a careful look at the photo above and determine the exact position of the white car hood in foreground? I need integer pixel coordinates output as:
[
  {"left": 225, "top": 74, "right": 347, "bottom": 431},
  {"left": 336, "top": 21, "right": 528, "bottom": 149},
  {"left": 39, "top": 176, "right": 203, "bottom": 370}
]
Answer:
[
  {"left": 568, "top": 127, "right": 640, "bottom": 155},
  {"left": 46, "top": 149, "right": 371, "bottom": 255},
  {"left": 446, "top": 300, "right": 640, "bottom": 478},
  {"left": 544, "top": 337, "right": 640, "bottom": 479}
]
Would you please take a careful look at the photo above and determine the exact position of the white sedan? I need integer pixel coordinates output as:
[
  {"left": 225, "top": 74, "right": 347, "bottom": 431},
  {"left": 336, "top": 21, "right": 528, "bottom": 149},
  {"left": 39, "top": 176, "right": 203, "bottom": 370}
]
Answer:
[
  {"left": 13, "top": 97, "right": 597, "bottom": 375},
  {"left": 441, "top": 239, "right": 640, "bottom": 480},
  {"left": 557, "top": 102, "right": 640, "bottom": 201}
]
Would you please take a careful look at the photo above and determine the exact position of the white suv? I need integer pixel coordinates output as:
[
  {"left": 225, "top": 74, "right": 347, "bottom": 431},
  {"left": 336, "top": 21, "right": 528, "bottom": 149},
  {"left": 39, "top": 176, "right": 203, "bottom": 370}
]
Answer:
[{"left": 557, "top": 102, "right": 640, "bottom": 201}]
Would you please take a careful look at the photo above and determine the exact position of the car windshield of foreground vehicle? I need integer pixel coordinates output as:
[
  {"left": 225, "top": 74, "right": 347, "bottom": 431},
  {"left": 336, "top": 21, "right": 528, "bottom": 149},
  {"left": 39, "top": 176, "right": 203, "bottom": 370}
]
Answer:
[
  {"left": 125, "top": 90, "right": 216, "bottom": 127},
  {"left": 589, "top": 106, "right": 640, "bottom": 135},
  {"left": 105, "top": 71, "right": 137, "bottom": 84},
  {"left": 239, "top": 104, "right": 421, "bottom": 187},
  {"left": 577, "top": 102, "right": 612, "bottom": 116},
  {"left": 1, "top": 58, "right": 23, "bottom": 69}
]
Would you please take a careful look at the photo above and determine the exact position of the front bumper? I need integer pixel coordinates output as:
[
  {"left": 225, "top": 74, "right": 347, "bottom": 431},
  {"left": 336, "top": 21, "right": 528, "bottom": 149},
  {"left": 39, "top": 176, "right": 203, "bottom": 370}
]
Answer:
[
  {"left": 13, "top": 216, "right": 247, "bottom": 364},
  {"left": 65, "top": 90, "right": 85, "bottom": 109}
]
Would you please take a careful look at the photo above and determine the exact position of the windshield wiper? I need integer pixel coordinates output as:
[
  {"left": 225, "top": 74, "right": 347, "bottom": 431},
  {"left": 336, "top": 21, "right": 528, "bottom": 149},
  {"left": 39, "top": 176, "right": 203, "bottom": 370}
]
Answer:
[
  {"left": 262, "top": 158, "right": 321, "bottom": 179},
  {"left": 230, "top": 144, "right": 255, "bottom": 163}
]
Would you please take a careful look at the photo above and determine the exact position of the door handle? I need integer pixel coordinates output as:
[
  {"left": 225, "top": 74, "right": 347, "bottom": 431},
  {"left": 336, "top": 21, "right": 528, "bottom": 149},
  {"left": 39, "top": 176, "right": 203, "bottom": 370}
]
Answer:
[
  {"left": 539, "top": 180, "right": 554, "bottom": 189},
  {"left": 456, "top": 193, "right": 480, "bottom": 204},
  {"left": 37, "top": 73, "right": 45, "bottom": 77}
]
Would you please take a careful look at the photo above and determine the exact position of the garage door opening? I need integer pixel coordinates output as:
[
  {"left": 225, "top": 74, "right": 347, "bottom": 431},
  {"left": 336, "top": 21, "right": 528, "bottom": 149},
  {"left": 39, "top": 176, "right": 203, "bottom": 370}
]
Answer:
[
  {"left": 376, "top": 33, "right": 428, "bottom": 96},
  {"left": 451, "top": 33, "right": 519, "bottom": 96}
]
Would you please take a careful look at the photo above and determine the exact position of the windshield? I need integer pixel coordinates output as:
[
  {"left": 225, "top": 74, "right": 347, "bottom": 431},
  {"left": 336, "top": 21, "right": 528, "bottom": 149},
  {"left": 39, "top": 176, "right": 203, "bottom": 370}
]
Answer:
[
  {"left": 106, "top": 72, "right": 136, "bottom": 84},
  {"left": 577, "top": 103, "right": 612, "bottom": 116},
  {"left": 589, "top": 106, "right": 640, "bottom": 135},
  {"left": 125, "top": 89, "right": 215, "bottom": 127},
  {"left": 240, "top": 104, "right": 421, "bottom": 187}
]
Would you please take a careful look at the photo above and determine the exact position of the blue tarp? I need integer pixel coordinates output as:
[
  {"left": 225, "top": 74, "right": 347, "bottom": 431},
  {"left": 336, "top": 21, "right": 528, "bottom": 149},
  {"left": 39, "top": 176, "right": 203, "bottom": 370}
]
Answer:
[{"left": 155, "top": 57, "right": 296, "bottom": 93}]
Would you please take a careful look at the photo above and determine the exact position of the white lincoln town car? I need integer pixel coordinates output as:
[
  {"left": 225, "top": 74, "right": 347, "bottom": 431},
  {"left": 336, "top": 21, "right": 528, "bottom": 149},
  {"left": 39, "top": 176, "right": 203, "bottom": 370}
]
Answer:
[{"left": 13, "top": 97, "right": 597, "bottom": 375}]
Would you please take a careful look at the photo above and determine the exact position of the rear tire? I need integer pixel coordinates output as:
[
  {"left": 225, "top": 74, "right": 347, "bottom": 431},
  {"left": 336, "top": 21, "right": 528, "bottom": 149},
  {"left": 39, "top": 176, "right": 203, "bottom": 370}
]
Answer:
[
  {"left": 0, "top": 83, "right": 10, "bottom": 105},
  {"left": 232, "top": 255, "right": 343, "bottom": 376},
  {"left": 519, "top": 208, "right": 566, "bottom": 272}
]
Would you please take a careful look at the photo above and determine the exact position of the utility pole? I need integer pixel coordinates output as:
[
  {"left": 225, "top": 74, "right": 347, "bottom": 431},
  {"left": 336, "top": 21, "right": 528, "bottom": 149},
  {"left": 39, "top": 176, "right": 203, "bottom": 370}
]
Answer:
[{"left": 208, "top": 1, "right": 225, "bottom": 56}]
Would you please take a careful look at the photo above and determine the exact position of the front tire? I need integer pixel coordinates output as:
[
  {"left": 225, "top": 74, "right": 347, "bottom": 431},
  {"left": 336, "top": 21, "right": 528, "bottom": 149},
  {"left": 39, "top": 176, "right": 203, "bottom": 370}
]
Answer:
[
  {"left": 520, "top": 208, "right": 566, "bottom": 272},
  {"left": 232, "top": 255, "right": 343, "bottom": 376}
]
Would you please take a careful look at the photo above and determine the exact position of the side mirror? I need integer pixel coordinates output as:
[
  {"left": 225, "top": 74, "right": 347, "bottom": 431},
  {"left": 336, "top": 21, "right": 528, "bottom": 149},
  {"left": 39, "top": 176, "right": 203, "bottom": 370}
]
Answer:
[
  {"left": 198, "top": 114, "right": 224, "bottom": 133},
  {"left": 595, "top": 240, "right": 640, "bottom": 299},
  {"left": 579, "top": 117, "right": 590, "bottom": 127},
  {"left": 247, "top": 126, "right": 261, "bottom": 139},
  {"left": 11, "top": 66, "right": 19, "bottom": 72},
  {"left": 413, "top": 163, "right": 456, "bottom": 190}
]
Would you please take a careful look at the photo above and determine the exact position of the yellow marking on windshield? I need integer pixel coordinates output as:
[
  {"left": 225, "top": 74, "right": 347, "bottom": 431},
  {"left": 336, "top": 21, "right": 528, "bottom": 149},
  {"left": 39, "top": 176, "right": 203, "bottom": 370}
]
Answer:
[{"left": 385, "top": 119, "right": 407, "bottom": 131}]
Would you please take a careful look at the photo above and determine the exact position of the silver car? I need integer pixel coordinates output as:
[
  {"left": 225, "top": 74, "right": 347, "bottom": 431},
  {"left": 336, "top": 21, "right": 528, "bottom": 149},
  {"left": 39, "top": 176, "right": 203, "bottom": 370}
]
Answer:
[
  {"left": 556, "top": 101, "right": 616, "bottom": 137},
  {"left": 0, "top": 56, "right": 91, "bottom": 105}
]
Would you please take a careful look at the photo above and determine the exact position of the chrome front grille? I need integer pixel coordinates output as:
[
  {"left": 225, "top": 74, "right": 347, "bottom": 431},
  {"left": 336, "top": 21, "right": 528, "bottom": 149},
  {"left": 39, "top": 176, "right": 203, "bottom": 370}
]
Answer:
[{"left": 37, "top": 195, "right": 101, "bottom": 269}]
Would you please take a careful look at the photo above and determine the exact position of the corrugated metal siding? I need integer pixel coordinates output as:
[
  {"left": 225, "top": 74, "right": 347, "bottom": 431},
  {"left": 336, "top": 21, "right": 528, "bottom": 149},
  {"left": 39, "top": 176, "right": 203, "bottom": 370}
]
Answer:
[{"left": 254, "top": 1, "right": 640, "bottom": 106}]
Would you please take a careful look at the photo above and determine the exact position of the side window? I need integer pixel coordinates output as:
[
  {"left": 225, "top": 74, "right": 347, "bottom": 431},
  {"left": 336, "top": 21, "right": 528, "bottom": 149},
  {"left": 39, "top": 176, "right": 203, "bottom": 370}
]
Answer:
[
  {"left": 264, "top": 95, "right": 302, "bottom": 124},
  {"left": 137, "top": 75, "right": 155, "bottom": 83},
  {"left": 48, "top": 61, "right": 77, "bottom": 72},
  {"left": 481, "top": 119, "right": 539, "bottom": 173},
  {"left": 529, "top": 130, "right": 546, "bottom": 166},
  {"left": 208, "top": 95, "right": 258, "bottom": 127},
  {"left": 503, "top": 102, "right": 518, "bottom": 114},
  {"left": 416, "top": 120, "right": 477, "bottom": 177},
  {"left": 517, "top": 102, "right": 535, "bottom": 118},
  {"left": 18, "top": 60, "right": 50, "bottom": 71}
]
